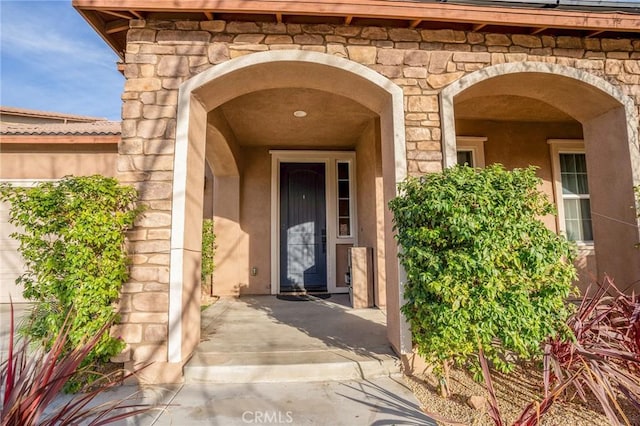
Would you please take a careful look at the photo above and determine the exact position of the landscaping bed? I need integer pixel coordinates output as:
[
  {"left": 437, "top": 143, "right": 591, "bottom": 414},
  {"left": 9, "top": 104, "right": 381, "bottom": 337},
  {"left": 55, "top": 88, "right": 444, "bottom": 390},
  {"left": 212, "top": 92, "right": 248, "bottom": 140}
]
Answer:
[{"left": 407, "top": 364, "right": 639, "bottom": 425}]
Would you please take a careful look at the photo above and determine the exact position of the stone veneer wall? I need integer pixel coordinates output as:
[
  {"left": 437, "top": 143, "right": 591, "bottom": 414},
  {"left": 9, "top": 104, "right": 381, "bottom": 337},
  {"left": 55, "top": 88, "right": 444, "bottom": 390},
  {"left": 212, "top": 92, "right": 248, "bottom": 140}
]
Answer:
[{"left": 114, "top": 18, "right": 640, "bottom": 374}]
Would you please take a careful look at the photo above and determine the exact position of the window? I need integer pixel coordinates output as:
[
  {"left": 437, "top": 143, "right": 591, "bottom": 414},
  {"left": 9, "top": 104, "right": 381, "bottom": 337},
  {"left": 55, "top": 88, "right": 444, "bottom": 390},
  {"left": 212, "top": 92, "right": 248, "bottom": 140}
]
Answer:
[
  {"left": 548, "top": 140, "right": 593, "bottom": 243},
  {"left": 456, "top": 136, "right": 486, "bottom": 168},
  {"left": 456, "top": 150, "right": 474, "bottom": 167},
  {"left": 337, "top": 161, "right": 352, "bottom": 237}
]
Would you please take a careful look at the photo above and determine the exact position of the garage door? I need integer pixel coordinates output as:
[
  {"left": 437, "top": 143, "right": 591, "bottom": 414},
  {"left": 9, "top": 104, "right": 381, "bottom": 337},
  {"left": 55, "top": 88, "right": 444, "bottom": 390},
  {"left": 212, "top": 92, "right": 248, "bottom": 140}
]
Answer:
[{"left": 0, "top": 180, "right": 45, "bottom": 304}]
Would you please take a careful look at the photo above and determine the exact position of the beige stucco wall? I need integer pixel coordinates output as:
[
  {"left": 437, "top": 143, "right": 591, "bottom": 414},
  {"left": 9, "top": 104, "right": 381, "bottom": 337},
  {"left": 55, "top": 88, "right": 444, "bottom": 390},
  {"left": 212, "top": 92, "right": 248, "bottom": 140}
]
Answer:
[
  {"left": 240, "top": 146, "right": 272, "bottom": 294},
  {"left": 0, "top": 144, "right": 117, "bottom": 179},
  {"left": 116, "top": 19, "right": 640, "bottom": 382},
  {"left": 455, "top": 119, "right": 584, "bottom": 229},
  {"left": 454, "top": 119, "right": 596, "bottom": 292},
  {"left": 355, "top": 118, "right": 387, "bottom": 308},
  {"left": 203, "top": 160, "right": 214, "bottom": 219},
  {"left": 0, "top": 143, "right": 118, "bottom": 305}
]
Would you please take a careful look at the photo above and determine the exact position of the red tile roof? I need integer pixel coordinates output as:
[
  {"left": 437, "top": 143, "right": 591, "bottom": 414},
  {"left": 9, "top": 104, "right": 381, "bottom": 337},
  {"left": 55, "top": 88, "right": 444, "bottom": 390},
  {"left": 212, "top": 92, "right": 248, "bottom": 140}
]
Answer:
[{"left": 0, "top": 120, "right": 121, "bottom": 136}]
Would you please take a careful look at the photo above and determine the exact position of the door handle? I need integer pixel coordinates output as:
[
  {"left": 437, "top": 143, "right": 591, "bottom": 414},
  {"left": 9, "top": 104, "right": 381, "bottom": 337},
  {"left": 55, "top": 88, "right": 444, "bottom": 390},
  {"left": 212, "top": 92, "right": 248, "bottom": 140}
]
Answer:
[{"left": 321, "top": 229, "right": 326, "bottom": 253}]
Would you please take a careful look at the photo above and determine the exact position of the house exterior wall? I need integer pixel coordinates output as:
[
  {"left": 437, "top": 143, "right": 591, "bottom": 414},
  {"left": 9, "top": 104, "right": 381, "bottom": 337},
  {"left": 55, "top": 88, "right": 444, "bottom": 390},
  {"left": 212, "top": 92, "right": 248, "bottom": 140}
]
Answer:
[
  {"left": 455, "top": 119, "right": 596, "bottom": 289},
  {"left": 0, "top": 144, "right": 117, "bottom": 179},
  {"left": 0, "top": 143, "right": 118, "bottom": 304},
  {"left": 355, "top": 118, "right": 387, "bottom": 308},
  {"left": 240, "top": 146, "right": 272, "bottom": 294},
  {"left": 117, "top": 19, "right": 640, "bottom": 382}
]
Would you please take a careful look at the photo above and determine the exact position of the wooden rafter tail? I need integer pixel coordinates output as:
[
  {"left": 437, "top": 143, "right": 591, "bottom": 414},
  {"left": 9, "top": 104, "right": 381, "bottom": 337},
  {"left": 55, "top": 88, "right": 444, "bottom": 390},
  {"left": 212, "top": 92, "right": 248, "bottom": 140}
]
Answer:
[
  {"left": 530, "top": 26, "right": 547, "bottom": 35},
  {"left": 473, "top": 23, "right": 487, "bottom": 31},
  {"left": 344, "top": 15, "right": 353, "bottom": 25},
  {"left": 276, "top": 13, "right": 283, "bottom": 24},
  {"left": 129, "top": 10, "right": 143, "bottom": 19},
  {"left": 409, "top": 19, "right": 421, "bottom": 29},
  {"left": 586, "top": 30, "right": 605, "bottom": 38},
  {"left": 204, "top": 11, "right": 214, "bottom": 20}
]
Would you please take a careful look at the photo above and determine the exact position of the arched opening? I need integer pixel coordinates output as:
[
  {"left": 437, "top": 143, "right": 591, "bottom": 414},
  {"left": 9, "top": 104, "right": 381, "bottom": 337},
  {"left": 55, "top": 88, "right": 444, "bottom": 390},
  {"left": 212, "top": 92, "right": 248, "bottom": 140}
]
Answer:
[
  {"left": 441, "top": 62, "right": 640, "bottom": 294},
  {"left": 168, "top": 50, "right": 409, "bottom": 364}
]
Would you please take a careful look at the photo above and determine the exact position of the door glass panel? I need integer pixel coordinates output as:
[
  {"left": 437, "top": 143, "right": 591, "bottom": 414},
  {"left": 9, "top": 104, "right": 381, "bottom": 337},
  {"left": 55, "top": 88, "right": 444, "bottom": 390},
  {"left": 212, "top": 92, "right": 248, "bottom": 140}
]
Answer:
[
  {"left": 337, "top": 161, "right": 352, "bottom": 237},
  {"left": 338, "top": 181, "right": 350, "bottom": 198},
  {"left": 338, "top": 162, "right": 349, "bottom": 180},
  {"left": 338, "top": 199, "right": 350, "bottom": 217}
]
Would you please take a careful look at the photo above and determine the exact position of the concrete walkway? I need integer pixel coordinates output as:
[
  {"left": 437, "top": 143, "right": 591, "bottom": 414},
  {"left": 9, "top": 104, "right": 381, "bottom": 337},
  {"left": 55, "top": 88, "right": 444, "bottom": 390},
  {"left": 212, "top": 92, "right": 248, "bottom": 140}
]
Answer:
[
  {"left": 82, "top": 376, "right": 435, "bottom": 425},
  {"left": 1, "top": 296, "right": 435, "bottom": 425}
]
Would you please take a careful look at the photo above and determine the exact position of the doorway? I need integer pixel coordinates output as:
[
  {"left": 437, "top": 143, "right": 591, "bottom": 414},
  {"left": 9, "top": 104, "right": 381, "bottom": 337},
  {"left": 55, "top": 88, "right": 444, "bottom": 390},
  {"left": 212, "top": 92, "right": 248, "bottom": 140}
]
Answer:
[{"left": 279, "top": 162, "right": 327, "bottom": 292}]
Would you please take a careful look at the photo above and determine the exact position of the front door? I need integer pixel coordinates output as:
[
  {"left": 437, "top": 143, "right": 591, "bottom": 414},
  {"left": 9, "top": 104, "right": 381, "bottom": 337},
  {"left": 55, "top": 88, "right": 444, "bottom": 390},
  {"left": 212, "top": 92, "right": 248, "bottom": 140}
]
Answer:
[{"left": 280, "top": 163, "right": 327, "bottom": 292}]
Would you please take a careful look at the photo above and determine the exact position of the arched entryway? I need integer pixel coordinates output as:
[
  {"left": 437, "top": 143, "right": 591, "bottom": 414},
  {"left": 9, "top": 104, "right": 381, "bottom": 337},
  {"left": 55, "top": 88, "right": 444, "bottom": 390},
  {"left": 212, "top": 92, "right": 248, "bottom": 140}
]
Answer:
[
  {"left": 441, "top": 62, "right": 640, "bottom": 293},
  {"left": 167, "top": 50, "right": 410, "bottom": 364}
]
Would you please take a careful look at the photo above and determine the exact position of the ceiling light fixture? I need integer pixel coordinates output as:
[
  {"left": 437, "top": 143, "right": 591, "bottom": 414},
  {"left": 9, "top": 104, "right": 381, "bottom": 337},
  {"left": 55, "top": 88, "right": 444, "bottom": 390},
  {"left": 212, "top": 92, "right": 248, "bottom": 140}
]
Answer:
[{"left": 293, "top": 110, "right": 307, "bottom": 118}]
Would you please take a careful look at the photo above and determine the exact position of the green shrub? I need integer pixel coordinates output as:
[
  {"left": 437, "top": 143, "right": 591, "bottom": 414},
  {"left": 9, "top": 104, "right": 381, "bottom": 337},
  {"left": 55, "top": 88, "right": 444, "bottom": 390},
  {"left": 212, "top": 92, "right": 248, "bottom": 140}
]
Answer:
[
  {"left": 389, "top": 164, "right": 577, "bottom": 376},
  {"left": 201, "top": 218, "right": 215, "bottom": 283},
  {"left": 0, "top": 176, "right": 141, "bottom": 389}
]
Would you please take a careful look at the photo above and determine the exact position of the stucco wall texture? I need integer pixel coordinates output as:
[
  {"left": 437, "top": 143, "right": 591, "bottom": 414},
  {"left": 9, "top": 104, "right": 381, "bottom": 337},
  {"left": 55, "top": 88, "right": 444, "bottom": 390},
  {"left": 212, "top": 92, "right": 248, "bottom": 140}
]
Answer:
[{"left": 115, "top": 19, "right": 640, "bottom": 381}]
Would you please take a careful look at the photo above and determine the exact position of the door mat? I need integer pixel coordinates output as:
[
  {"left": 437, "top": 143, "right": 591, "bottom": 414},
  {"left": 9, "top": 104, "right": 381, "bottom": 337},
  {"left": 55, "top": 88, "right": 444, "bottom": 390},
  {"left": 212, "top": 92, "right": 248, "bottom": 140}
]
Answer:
[{"left": 276, "top": 294, "right": 331, "bottom": 301}]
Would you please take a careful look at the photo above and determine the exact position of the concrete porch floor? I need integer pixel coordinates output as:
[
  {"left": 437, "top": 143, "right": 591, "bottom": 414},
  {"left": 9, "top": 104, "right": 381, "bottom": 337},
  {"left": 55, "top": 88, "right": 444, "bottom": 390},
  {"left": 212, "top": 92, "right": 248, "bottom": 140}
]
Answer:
[
  {"left": 1, "top": 299, "right": 436, "bottom": 424},
  {"left": 184, "top": 294, "right": 401, "bottom": 383}
]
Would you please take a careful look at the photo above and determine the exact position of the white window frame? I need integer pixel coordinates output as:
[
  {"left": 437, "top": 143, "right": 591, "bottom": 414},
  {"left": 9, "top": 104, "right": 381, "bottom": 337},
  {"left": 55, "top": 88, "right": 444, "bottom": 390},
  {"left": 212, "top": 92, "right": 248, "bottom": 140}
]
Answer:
[
  {"left": 548, "top": 139, "right": 594, "bottom": 246},
  {"left": 456, "top": 136, "right": 487, "bottom": 168}
]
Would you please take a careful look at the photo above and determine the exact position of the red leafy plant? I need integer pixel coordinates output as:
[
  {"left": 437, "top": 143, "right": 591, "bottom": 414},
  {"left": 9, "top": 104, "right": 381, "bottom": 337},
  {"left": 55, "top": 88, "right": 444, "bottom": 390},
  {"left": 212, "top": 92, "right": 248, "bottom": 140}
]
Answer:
[
  {"left": 478, "top": 346, "right": 578, "bottom": 426},
  {"left": 545, "top": 276, "right": 640, "bottom": 425},
  {"left": 478, "top": 275, "right": 640, "bottom": 426},
  {"left": 1, "top": 304, "right": 150, "bottom": 425}
]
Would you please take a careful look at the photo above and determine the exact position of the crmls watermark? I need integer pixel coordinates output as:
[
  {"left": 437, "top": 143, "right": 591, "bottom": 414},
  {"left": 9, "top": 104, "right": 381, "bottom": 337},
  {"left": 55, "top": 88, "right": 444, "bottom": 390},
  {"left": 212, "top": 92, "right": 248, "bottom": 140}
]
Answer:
[{"left": 241, "top": 410, "right": 294, "bottom": 424}]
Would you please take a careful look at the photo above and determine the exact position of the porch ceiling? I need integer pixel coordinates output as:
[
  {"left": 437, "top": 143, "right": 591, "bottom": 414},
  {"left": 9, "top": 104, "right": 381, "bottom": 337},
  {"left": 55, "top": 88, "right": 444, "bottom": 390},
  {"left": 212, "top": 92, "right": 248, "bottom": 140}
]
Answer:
[
  {"left": 455, "top": 95, "right": 577, "bottom": 122},
  {"left": 217, "top": 88, "right": 376, "bottom": 148},
  {"left": 453, "top": 72, "right": 622, "bottom": 122}
]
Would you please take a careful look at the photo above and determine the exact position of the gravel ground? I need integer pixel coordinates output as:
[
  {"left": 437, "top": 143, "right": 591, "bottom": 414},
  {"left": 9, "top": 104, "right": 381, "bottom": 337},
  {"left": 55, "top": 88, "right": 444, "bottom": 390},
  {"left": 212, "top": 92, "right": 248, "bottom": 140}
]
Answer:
[{"left": 406, "top": 363, "right": 638, "bottom": 425}]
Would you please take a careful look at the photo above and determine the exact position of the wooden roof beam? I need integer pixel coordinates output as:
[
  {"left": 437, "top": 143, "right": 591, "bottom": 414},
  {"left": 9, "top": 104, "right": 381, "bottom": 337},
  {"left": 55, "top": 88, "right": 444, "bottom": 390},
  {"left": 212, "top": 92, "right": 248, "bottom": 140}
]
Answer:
[
  {"left": 129, "top": 10, "right": 143, "bottom": 19},
  {"left": 530, "top": 27, "right": 547, "bottom": 35},
  {"left": 473, "top": 23, "right": 487, "bottom": 31},
  {"left": 344, "top": 15, "right": 353, "bottom": 25},
  {"left": 204, "top": 11, "right": 214, "bottom": 20},
  {"left": 409, "top": 19, "right": 421, "bottom": 29},
  {"left": 101, "top": 9, "right": 135, "bottom": 20},
  {"left": 276, "top": 13, "right": 283, "bottom": 23},
  {"left": 105, "top": 19, "right": 129, "bottom": 34}
]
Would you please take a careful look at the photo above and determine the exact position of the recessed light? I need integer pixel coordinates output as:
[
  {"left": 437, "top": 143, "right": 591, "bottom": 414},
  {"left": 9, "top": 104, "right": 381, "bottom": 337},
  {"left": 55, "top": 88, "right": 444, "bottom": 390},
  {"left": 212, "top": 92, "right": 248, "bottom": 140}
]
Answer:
[{"left": 293, "top": 110, "right": 307, "bottom": 118}]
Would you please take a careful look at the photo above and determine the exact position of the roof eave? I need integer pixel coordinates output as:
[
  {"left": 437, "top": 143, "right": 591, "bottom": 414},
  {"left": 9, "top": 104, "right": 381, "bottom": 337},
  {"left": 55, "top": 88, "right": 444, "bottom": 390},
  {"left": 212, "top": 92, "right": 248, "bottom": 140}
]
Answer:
[{"left": 72, "top": 0, "right": 640, "bottom": 59}]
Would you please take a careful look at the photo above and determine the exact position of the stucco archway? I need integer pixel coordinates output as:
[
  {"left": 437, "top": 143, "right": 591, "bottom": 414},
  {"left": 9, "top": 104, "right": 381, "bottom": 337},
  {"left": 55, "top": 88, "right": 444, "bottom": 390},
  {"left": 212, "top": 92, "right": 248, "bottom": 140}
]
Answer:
[
  {"left": 440, "top": 62, "right": 640, "bottom": 292},
  {"left": 168, "top": 50, "right": 410, "bottom": 364}
]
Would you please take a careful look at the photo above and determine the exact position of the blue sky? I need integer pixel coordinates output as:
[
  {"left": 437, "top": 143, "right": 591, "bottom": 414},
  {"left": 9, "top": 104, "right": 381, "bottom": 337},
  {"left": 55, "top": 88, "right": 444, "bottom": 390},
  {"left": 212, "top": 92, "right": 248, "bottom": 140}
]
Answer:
[
  {"left": 0, "top": 0, "right": 123, "bottom": 120},
  {"left": 1, "top": 0, "right": 639, "bottom": 122}
]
